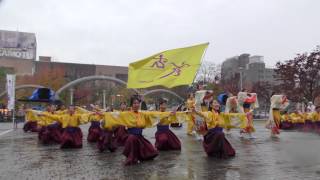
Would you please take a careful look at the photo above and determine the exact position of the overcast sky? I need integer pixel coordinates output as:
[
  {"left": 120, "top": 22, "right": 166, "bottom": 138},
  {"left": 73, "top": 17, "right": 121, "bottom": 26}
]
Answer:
[{"left": 0, "top": 0, "right": 319, "bottom": 67}]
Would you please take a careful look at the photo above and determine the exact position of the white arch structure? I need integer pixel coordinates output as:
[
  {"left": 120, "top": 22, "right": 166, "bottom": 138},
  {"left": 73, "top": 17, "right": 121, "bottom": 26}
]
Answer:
[
  {"left": 142, "top": 89, "right": 184, "bottom": 101},
  {"left": 0, "top": 84, "right": 45, "bottom": 98},
  {"left": 0, "top": 76, "right": 185, "bottom": 103},
  {"left": 55, "top": 75, "right": 139, "bottom": 99}
]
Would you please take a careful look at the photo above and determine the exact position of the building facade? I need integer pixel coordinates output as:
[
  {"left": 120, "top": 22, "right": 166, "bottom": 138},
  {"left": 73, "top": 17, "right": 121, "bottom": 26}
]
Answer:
[
  {"left": 0, "top": 30, "right": 128, "bottom": 83},
  {"left": 221, "top": 54, "right": 276, "bottom": 86}
]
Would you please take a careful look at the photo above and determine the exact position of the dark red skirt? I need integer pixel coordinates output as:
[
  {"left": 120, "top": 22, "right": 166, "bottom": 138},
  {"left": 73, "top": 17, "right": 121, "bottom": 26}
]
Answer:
[
  {"left": 60, "top": 127, "right": 83, "bottom": 148},
  {"left": 203, "top": 127, "right": 235, "bottom": 158},
  {"left": 114, "top": 126, "right": 128, "bottom": 146},
  {"left": 155, "top": 125, "right": 181, "bottom": 151},
  {"left": 38, "top": 124, "right": 62, "bottom": 144},
  {"left": 315, "top": 122, "right": 320, "bottom": 134},
  {"left": 303, "top": 120, "right": 314, "bottom": 132},
  {"left": 47, "top": 123, "right": 63, "bottom": 143},
  {"left": 23, "top": 121, "right": 38, "bottom": 132},
  {"left": 294, "top": 123, "right": 304, "bottom": 131},
  {"left": 87, "top": 121, "right": 101, "bottom": 143},
  {"left": 280, "top": 121, "right": 293, "bottom": 130},
  {"left": 123, "top": 128, "right": 158, "bottom": 165},
  {"left": 38, "top": 126, "right": 51, "bottom": 144},
  {"left": 97, "top": 129, "right": 117, "bottom": 152}
]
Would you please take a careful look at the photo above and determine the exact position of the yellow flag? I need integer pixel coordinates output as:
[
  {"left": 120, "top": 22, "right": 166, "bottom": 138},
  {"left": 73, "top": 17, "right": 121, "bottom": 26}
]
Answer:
[{"left": 127, "top": 43, "right": 209, "bottom": 88}]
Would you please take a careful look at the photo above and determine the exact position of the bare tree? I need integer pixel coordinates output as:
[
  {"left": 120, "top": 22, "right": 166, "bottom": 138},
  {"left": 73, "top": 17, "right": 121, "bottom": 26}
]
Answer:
[{"left": 196, "top": 61, "right": 221, "bottom": 84}]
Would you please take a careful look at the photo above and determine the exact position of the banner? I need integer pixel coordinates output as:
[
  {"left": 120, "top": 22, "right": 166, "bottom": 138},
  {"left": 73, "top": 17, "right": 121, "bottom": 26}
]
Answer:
[
  {"left": 127, "top": 43, "right": 209, "bottom": 88},
  {"left": 6, "top": 74, "right": 16, "bottom": 110}
]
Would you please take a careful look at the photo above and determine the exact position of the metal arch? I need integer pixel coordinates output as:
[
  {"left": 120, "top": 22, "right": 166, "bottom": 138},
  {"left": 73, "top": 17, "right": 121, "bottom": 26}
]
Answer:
[
  {"left": 0, "top": 84, "right": 45, "bottom": 98},
  {"left": 55, "top": 75, "right": 138, "bottom": 98},
  {"left": 142, "top": 89, "right": 185, "bottom": 101}
]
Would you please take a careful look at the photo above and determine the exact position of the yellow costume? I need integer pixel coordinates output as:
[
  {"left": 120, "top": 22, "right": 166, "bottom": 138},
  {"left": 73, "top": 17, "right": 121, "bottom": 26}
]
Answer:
[
  {"left": 220, "top": 113, "right": 248, "bottom": 130},
  {"left": 311, "top": 112, "right": 320, "bottom": 122},
  {"left": 266, "top": 95, "right": 289, "bottom": 135},
  {"left": 43, "top": 113, "right": 87, "bottom": 128},
  {"left": 186, "top": 98, "right": 196, "bottom": 135},
  {"left": 281, "top": 114, "right": 290, "bottom": 123},
  {"left": 37, "top": 111, "right": 56, "bottom": 127},
  {"left": 289, "top": 113, "right": 304, "bottom": 124},
  {"left": 25, "top": 109, "right": 40, "bottom": 123},
  {"left": 197, "top": 111, "right": 225, "bottom": 129},
  {"left": 102, "top": 111, "right": 188, "bottom": 130}
]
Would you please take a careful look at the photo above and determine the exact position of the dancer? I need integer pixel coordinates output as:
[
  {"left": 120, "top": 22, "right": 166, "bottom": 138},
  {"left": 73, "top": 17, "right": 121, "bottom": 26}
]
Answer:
[
  {"left": 194, "top": 84, "right": 211, "bottom": 140},
  {"left": 113, "top": 102, "right": 129, "bottom": 146},
  {"left": 237, "top": 90, "right": 258, "bottom": 138},
  {"left": 186, "top": 92, "right": 196, "bottom": 135},
  {"left": 98, "top": 107, "right": 118, "bottom": 152},
  {"left": 154, "top": 98, "right": 181, "bottom": 151},
  {"left": 311, "top": 106, "right": 320, "bottom": 134},
  {"left": 224, "top": 96, "right": 243, "bottom": 134},
  {"left": 266, "top": 94, "right": 289, "bottom": 137},
  {"left": 87, "top": 105, "right": 103, "bottom": 143},
  {"left": 290, "top": 109, "right": 305, "bottom": 131},
  {"left": 23, "top": 108, "right": 40, "bottom": 132},
  {"left": 42, "top": 106, "right": 87, "bottom": 148},
  {"left": 193, "top": 100, "right": 235, "bottom": 158},
  {"left": 280, "top": 111, "right": 293, "bottom": 130},
  {"left": 37, "top": 104, "right": 62, "bottom": 144},
  {"left": 102, "top": 96, "right": 159, "bottom": 165}
]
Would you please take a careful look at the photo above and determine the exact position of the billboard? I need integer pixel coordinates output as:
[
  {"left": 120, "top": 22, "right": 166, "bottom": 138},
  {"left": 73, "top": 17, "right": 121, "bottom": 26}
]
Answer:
[
  {"left": 0, "top": 30, "right": 36, "bottom": 60},
  {"left": 0, "top": 48, "right": 34, "bottom": 59}
]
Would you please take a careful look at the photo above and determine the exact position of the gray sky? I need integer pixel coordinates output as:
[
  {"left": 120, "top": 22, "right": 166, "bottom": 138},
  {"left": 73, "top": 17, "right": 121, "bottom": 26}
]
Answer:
[{"left": 0, "top": 0, "right": 319, "bottom": 67}]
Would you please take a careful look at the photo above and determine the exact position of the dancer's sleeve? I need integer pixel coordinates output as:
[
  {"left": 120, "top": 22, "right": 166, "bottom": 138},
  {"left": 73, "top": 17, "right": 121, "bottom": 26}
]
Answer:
[
  {"left": 55, "top": 110, "right": 67, "bottom": 115},
  {"left": 78, "top": 113, "right": 90, "bottom": 124},
  {"left": 42, "top": 113, "right": 62, "bottom": 125},
  {"left": 197, "top": 111, "right": 224, "bottom": 128},
  {"left": 102, "top": 112, "right": 135, "bottom": 129},
  {"left": 87, "top": 113, "right": 101, "bottom": 122},
  {"left": 25, "top": 109, "right": 38, "bottom": 122},
  {"left": 289, "top": 113, "right": 301, "bottom": 123},
  {"left": 75, "top": 106, "right": 91, "bottom": 114},
  {"left": 195, "top": 111, "right": 213, "bottom": 122},
  {"left": 305, "top": 113, "right": 312, "bottom": 121},
  {"left": 311, "top": 112, "right": 318, "bottom": 122},
  {"left": 144, "top": 111, "right": 190, "bottom": 126},
  {"left": 221, "top": 113, "right": 247, "bottom": 129}
]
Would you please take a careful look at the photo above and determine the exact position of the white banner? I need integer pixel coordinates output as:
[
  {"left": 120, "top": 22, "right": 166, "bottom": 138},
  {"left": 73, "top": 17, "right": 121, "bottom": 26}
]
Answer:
[
  {"left": 0, "top": 48, "right": 34, "bottom": 59},
  {"left": 6, "top": 74, "right": 16, "bottom": 110}
]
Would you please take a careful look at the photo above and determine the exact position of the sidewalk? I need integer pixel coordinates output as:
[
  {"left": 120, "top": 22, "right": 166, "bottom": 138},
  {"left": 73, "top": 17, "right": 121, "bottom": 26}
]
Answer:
[{"left": 0, "top": 122, "right": 20, "bottom": 137}]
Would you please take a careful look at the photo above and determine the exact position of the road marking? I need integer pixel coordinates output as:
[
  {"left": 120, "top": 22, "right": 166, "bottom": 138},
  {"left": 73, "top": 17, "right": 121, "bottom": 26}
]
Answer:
[{"left": 0, "top": 129, "right": 13, "bottom": 137}]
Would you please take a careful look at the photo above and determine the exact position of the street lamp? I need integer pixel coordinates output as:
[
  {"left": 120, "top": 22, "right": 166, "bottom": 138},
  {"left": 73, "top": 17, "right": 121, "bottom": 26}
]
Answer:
[{"left": 239, "top": 67, "right": 244, "bottom": 91}]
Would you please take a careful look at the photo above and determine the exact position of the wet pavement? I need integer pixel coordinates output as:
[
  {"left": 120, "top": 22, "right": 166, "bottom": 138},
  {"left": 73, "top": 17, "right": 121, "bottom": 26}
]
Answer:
[{"left": 0, "top": 121, "right": 320, "bottom": 180}]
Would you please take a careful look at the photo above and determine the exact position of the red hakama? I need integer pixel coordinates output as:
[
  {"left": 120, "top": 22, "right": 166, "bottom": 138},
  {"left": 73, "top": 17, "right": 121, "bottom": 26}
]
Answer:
[
  {"left": 123, "top": 128, "right": 158, "bottom": 165},
  {"left": 203, "top": 127, "right": 235, "bottom": 158},
  {"left": 113, "top": 126, "right": 128, "bottom": 146},
  {"left": 87, "top": 121, "right": 101, "bottom": 143},
  {"left": 38, "top": 123, "right": 62, "bottom": 144},
  {"left": 280, "top": 121, "right": 293, "bottom": 130},
  {"left": 155, "top": 125, "right": 181, "bottom": 151},
  {"left": 23, "top": 121, "right": 38, "bottom": 132},
  {"left": 97, "top": 129, "right": 117, "bottom": 152},
  {"left": 60, "top": 127, "right": 83, "bottom": 148},
  {"left": 303, "top": 120, "right": 314, "bottom": 132}
]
